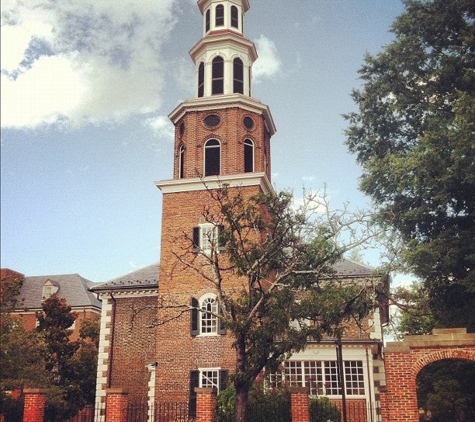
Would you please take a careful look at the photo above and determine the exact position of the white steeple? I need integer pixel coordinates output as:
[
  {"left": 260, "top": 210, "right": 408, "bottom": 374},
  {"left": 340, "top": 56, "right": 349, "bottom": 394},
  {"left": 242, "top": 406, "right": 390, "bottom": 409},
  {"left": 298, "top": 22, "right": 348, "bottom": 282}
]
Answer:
[{"left": 191, "top": 0, "right": 256, "bottom": 98}]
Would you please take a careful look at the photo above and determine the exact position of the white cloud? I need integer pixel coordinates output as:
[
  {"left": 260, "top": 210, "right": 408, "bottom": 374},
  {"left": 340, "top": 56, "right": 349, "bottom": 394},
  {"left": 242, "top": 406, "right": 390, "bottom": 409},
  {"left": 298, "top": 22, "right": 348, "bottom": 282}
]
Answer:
[
  {"left": 145, "top": 115, "right": 174, "bottom": 141},
  {"left": 253, "top": 35, "right": 282, "bottom": 83},
  {"left": 1, "top": 0, "right": 179, "bottom": 129}
]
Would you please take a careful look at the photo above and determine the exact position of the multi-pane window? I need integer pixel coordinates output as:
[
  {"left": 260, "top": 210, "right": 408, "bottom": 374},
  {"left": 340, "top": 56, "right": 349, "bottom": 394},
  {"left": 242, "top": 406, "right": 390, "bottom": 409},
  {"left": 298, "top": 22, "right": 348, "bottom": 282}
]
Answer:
[
  {"left": 201, "top": 369, "right": 219, "bottom": 389},
  {"left": 200, "top": 296, "right": 218, "bottom": 334},
  {"left": 345, "top": 361, "right": 365, "bottom": 395},
  {"left": 192, "top": 224, "right": 224, "bottom": 255},
  {"left": 268, "top": 360, "right": 365, "bottom": 397},
  {"left": 212, "top": 57, "right": 224, "bottom": 95},
  {"left": 191, "top": 294, "right": 226, "bottom": 336},
  {"left": 189, "top": 369, "right": 228, "bottom": 417}
]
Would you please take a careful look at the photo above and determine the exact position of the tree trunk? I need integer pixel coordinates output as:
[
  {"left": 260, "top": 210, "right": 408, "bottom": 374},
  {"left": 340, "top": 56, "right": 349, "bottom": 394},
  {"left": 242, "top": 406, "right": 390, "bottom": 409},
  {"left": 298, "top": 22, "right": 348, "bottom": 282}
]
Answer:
[
  {"left": 234, "top": 386, "right": 249, "bottom": 422},
  {"left": 234, "top": 332, "right": 251, "bottom": 422}
]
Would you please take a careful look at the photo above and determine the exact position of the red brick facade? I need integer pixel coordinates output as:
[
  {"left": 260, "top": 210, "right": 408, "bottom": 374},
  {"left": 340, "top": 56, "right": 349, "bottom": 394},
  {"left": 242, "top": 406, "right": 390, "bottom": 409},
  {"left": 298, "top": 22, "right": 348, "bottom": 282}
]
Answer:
[
  {"left": 382, "top": 329, "right": 475, "bottom": 422},
  {"left": 22, "top": 389, "right": 47, "bottom": 422},
  {"left": 290, "top": 388, "right": 310, "bottom": 422},
  {"left": 105, "top": 389, "right": 129, "bottom": 422}
]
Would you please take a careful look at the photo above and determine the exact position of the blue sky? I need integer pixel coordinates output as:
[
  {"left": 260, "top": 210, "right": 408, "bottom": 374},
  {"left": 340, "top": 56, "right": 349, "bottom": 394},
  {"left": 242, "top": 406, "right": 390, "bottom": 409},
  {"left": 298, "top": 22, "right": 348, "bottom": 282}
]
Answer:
[{"left": 1, "top": 0, "right": 406, "bottom": 282}]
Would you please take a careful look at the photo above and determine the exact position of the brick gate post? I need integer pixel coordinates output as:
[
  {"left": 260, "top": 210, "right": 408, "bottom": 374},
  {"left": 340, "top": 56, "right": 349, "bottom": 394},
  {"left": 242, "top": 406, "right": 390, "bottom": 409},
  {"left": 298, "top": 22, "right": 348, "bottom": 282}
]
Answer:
[
  {"left": 105, "top": 388, "right": 129, "bottom": 422},
  {"left": 195, "top": 388, "right": 216, "bottom": 422},
  {"left": 290, "top": 387, "right": 310, "bottom": 422},
  {"left": 23, "top": 388, "right": 48, "bottom": 422}
]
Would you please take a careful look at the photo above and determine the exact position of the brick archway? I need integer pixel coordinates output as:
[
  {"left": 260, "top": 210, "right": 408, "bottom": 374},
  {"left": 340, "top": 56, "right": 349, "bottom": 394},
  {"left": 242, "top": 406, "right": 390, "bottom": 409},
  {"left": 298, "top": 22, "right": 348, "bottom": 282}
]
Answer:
[{"left": 380, "top": 328, "right": 475, "bottom": 422}]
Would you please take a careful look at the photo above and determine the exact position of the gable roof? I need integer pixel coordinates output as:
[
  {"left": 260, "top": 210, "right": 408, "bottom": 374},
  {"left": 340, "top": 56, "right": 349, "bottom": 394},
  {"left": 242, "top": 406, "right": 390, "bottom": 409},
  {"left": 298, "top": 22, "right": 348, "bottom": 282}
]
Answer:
[
  {"left": 12, "top": 272, "right": 101, "bottom": 311},
  {"left": 89, "top": 263, "right": 159, "bottom": 292}
]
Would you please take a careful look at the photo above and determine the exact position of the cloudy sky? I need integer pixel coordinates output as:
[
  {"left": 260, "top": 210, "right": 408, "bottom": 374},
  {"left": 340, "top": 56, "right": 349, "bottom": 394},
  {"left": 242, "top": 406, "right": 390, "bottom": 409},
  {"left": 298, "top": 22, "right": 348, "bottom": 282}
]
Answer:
[{"left": 1, "top": 0, "right": 405, "bottom": 282}]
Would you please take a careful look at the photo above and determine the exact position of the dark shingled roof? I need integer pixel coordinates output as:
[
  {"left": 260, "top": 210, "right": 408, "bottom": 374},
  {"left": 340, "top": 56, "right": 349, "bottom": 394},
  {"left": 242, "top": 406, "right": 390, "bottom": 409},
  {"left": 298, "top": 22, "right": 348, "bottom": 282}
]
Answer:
[
  {"left": 16, "top": 273, "right": 101, "bottom": 310},
  {"left": 89, "top": 258, "right": 376, "bottom": 294},
  {"left": 333, "top": 259, "right": 375, "bottom": 277},
  {"left": 90, "top": 263, "right": 159, "bottom": 292}
]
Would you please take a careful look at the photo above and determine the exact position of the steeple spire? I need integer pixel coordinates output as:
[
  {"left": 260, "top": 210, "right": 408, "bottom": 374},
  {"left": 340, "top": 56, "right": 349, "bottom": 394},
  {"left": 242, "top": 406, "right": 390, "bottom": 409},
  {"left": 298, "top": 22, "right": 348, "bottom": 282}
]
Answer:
[{"left": 191, "top": 0, "right": 256, "bottom": 98}]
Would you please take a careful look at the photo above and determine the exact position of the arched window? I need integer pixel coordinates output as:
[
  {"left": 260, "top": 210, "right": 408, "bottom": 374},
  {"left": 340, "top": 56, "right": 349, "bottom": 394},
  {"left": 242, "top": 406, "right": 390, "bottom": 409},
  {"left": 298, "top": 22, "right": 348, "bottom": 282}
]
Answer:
[
  {"left": 212, "top": 56, "right": 224, "bottom": 95},
  {"left": 190, "top": 294, "right": 226, "bottom": 336},
  {"left": 233, "top": 58, "right": 244, "bottom": 94},
  {"left": 204, "top": 139, "right": 220, "bottom": 176},
  {"left": 244, "top": 139, "right": 254, "bottom": 172},
  {"left": 198, "top": 62, "right": 205, "bottom": 97},
  {"left": 200, "top": 295, "right": 218, "bottom": 334},
  {"left": 231, "top": 6, "right": 239, "bottom": 28},
  {"left": 179, "top": 144, "right": 185, "bottom": 179},
  {"left": 215, "top": 4, "right": 224, "bottom": 26},
  {"left": 205, "top": 9, "right": 210, "bottom": 32}
]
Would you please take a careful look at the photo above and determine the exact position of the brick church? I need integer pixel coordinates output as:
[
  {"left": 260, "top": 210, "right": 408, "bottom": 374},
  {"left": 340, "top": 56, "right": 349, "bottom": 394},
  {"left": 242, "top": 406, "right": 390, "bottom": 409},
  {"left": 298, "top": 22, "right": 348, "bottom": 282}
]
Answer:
[{"left": 90, "top": 1, "right": 389, "bottom": 421}]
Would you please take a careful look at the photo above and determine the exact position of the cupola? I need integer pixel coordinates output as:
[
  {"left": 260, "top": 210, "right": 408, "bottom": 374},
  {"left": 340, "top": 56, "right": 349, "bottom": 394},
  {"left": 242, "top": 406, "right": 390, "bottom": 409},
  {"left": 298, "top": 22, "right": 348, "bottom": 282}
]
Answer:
[{"left": 191, "top": 0, "right": 256, "bottom": 97}]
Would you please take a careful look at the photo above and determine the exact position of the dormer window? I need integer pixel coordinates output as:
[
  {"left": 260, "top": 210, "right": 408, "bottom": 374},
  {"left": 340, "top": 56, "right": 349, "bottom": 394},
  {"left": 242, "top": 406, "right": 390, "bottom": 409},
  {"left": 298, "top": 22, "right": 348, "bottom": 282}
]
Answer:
[
  {"left": 215, "top": 5, "right": 224, "bottom": 26},
  {"left": 42, "top": 279, "right": 59, "bottom": 300}
]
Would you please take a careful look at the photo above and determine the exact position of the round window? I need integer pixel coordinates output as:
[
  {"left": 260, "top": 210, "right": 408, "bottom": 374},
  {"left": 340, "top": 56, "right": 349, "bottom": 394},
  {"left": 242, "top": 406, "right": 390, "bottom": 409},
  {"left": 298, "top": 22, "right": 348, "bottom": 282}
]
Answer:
[
  {"left": 243, "top": 116, "right": 254, "bottom": 130},
  {"left": 204, "top": 114, "right": 221, "bottom": 127}
]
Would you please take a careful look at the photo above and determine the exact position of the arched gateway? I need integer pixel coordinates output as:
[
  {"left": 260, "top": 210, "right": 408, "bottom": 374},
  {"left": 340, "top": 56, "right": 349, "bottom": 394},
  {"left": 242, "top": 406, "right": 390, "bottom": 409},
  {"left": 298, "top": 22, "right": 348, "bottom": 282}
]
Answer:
[{"left": 380, "top": 328, "right": 475, "bottom": 422}]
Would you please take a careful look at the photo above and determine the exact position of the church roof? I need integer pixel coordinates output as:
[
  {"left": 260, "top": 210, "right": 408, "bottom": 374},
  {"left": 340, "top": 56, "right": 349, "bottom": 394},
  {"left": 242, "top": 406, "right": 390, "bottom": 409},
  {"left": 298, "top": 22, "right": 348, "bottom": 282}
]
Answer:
[
  {"left": 89, "top": 263, "right": 159, "bottom": 292},
  {"left": 9, "top": 272, "right": 101, "bottom": 311},
  {"left": 89, "top": 258, "right": 376, "bottom": 294}
]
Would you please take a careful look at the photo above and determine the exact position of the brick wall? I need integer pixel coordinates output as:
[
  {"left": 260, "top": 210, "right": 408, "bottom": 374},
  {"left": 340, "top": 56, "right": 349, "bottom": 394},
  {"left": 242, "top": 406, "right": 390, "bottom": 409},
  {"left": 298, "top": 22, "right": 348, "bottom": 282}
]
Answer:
[
  {"left": 173, "top": 107, "right": 271, "bottom": 180},
  {"left": 382, "top": 329, "right": 475, "bottom": 422},
  {"left": 109, "top": 296, "right": 157, "bottom": 402},
  {"left": 23, "top": 389, "right": 47, "bottom": 422},
  {"left": 290, "top": 388, "right": 310, "bottom": 422},
  {"left": 157, "top": 185, "right": 263, "bottom": 403}
]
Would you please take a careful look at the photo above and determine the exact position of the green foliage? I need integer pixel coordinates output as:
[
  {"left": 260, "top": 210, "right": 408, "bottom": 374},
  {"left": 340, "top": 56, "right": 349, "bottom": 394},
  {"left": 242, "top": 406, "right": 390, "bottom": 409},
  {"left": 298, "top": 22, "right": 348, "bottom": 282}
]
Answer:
[
  {"left": 310, "top": 397, "right": 341, "bottom": 422},
  {"left": 345, "top": 0, "right": 475, "bottom": 330},
  {"left": 0, "top": 284, "right": 99, "bottom": 422},
  {"left": 417, "top": 359, "right": 475, "bottom": 422},
  {"left": 217, "top": 385, "right": 291, "bottom": 422},
  {"left": 217, "top": 385, "right": 341, "bottom": 422},
  {"left": 387, "top": 282, "right": 435, "bottom": 339}
]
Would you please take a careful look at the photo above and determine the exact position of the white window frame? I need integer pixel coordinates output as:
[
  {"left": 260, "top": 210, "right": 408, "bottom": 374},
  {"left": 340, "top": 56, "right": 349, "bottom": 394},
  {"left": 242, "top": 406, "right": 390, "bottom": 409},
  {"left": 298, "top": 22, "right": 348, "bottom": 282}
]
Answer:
[
  {"left": 199, "top": 293, "right": 218, "bottom": 335},
  {"left": 199, "top": 367, "right": 221, "bottom": 391},
  {"left": 268, "top": 360, "right": 366, "bottom": 398},
  {"left": 199, "top": 223, "right": 219, "bottom": 254}
]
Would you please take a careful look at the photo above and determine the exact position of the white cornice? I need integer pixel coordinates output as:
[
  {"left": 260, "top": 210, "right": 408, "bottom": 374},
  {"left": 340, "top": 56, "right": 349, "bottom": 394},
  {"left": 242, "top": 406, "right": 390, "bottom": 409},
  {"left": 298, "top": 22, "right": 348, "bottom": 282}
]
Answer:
[
  {"left": 189, "top": 33, "right": 258, "bottom": 63},
  {"left": 168, "top": 95, "right": 276, "bottom": 136},
  {"left": 197, "top": 0, "right": 250, "bottom": 14},
  {"left": 155, "top": 173, "right": 275, "bottom": 195}
]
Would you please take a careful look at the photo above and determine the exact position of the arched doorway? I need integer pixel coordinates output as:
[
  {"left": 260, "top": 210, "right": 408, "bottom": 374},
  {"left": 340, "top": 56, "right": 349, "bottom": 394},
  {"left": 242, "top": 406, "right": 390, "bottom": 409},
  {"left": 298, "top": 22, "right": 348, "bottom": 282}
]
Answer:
[
  {"left": 380, "top": 328, "right": 475, "bottom": 422},
  {"left": 416, "top": 358, "right": 475, "bottom": 421}
]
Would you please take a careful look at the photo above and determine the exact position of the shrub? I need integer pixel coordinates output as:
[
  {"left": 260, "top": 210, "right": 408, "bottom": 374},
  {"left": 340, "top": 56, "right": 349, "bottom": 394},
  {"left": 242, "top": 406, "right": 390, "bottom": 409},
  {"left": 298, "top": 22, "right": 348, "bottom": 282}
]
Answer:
[{"left": 310, "top": 397, "right": 341, "bottom": 422}]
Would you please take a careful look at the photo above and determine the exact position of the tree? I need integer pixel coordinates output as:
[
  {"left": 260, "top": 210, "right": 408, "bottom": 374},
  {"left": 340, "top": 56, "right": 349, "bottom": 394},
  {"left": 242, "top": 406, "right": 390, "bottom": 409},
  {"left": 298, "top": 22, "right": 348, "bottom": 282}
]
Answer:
[
  {"left": 385, "top": 282, "right": 435, "bottom": 340},
  {"left": 417, "top": 359, "right": 475, "bottom": 422},
  {"left": 36, "top": 295, "right": 99, "bottom": 421},
  {"left": 345, "top": 0, "right": 475, "bottom": 330},
  {"left": 168, "top": 186, "right": 381, "bottom": 422}
]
